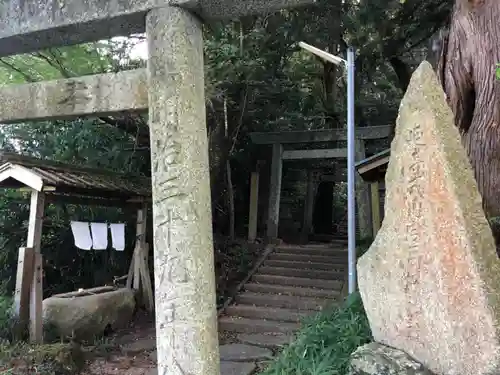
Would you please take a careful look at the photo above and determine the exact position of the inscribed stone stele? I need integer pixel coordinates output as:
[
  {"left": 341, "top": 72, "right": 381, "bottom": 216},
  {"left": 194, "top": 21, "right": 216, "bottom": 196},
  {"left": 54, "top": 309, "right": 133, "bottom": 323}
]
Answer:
[{"left": 357, "top": 60, "right": 500, "bottom": 375}]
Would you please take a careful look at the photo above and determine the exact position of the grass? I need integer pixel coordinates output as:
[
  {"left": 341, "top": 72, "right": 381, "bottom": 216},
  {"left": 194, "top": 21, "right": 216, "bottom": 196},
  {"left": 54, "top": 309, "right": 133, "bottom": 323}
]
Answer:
[
  {"left": 260, "top": 241, "right": 374, "bottom": 375},
  {"left": 0, "top": 296, "right": 14, "bottom": 342},
  {"left": 0, "top": 341, "right": 85, "bottom": 375},
  {"left": 260, "top": 292, "right": 372, "bottom": 375},
  {"left": 0, "top": 296, "right": 86, "bottom": 375}
]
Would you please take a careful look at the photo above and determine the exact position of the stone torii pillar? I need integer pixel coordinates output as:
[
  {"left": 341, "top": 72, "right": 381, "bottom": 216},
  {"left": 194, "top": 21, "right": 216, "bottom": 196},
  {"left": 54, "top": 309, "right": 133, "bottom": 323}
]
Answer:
[
  {"left": 146, "top": 4, "right": 314, "bottom": 374},
  {"left": 0, "top": 1, "right": 315, "bottom": 374}
]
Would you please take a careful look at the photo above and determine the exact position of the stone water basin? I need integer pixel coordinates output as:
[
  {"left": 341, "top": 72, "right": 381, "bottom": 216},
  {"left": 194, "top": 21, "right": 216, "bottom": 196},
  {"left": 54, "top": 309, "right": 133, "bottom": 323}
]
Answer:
[{"left": 42, "top": 286, "right": 135, "bottom": 341}]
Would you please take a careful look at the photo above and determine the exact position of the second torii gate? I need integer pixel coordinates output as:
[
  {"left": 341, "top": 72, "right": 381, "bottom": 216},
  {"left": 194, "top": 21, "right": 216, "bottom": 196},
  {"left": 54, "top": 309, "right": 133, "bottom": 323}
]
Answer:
[{"left": 0, "top": 1, "right": 316, "bottom": 374}]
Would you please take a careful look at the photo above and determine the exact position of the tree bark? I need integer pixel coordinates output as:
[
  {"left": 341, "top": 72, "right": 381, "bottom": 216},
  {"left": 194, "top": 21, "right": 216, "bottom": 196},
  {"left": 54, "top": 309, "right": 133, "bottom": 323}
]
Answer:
[{"left": 438, "top": 0, "right": 500, "bottom": 219}]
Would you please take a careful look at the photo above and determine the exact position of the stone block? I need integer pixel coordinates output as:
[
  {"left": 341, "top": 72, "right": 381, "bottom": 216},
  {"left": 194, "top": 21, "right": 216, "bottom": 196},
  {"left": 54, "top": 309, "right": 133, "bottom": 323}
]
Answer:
[
  {"left": 357, "top": 61, "right": 500, "bottom": 375},
  {"left": 349, "top": 342, "right": 434, "bottom": 375}
]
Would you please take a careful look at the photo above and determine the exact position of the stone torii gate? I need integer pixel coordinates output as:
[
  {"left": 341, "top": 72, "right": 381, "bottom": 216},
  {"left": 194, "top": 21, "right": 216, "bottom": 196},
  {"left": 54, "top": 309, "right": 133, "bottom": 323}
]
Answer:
[{"left": 0, "top": 1, "right": 316, "bottom": 374}]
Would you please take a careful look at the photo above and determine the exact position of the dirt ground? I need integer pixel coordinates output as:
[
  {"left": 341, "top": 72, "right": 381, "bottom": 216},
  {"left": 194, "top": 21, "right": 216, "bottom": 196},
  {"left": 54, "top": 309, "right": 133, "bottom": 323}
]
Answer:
[
  {"left": 84, "top": 311, "right": 239, "bottom": 375},
  {"left": 84, "top": 239, "right": 265, "bottom": 374},
  {"left": 84, "top": 311, "right": 157, "bottom": 375}
]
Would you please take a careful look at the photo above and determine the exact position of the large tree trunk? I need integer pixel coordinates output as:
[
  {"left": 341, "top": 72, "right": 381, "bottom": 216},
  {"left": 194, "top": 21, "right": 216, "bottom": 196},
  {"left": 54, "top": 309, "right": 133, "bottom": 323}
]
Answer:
[{"left": 438, "top": 0, "right": 500, "bottom": 218}]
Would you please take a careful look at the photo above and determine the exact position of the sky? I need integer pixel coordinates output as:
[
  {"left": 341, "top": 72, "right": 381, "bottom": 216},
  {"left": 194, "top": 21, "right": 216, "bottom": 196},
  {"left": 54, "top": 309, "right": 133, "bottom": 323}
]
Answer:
[{"left": 130, "top": 39, "right": 148, "bottom": 60}]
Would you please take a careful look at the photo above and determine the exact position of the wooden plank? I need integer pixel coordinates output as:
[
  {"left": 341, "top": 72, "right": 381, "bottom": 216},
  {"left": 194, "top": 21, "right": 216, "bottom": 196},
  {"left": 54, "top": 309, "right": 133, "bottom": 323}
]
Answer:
[
  {"left": 26, "top": 191, "right": 45, "bottom": 252},
  {"left": 267, "top": 144, "right": 283, "bottom": 240},
  {"left": 13, "top": 247, "right": 35, "bottom": 337},
  {"left": 282, "top": 148, "right": 347, "bottom": 160},
  {"left": 250, "top": 126, "right": 392, "bottom": 144},
  {"left": 126, "top": 255, "right": 135, "bottom": 289},
  {"left": 0, "top": 165, "right": 44, "bottom": 191},
  {"left": 133, "top": 208, "right": 147, "bottom": 291},
  {"left": 0, "top": 0, "right": 315, "bottom": 57},
  {"left": 248, "top": 172, "right": 260, "bottom": 242},
  {"left": 0, "top": 69, "right": 148, "bottom": 123},
  {"left": 370, "top": 181, "right": 381, "bottom": 236},
  {"left": 45, "top": 194, "right": 148, "bottom": 208},
  {"left": 355, "top": 140, "right": 371, "bottom": 239},
  {"left": 301, "top": 171, "right": 317, "bottom": 242},
  {"left": 26, "top": 191, "right": 45, "bottom": 344},
  {"left": 357, "top": 156, "right": 390, "bottom": 176},
  {"left": 139, "top": 242, "right": 154, "bottom": 312},
  {"left": 29, "top": 253, "right": 43, "bottom": 343}
]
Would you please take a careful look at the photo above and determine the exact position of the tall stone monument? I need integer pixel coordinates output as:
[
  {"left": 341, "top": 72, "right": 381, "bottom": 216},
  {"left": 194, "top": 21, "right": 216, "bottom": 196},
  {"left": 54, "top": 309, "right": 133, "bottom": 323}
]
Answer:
[{"left": 357, "top": 61, "right": 500, "bottom": 375}]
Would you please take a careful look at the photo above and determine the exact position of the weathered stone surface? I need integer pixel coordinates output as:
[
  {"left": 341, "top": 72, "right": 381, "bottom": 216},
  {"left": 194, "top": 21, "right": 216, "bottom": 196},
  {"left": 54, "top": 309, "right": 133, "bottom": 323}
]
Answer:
[
  {"left": 220, "top": 361, "right": 257, "bottom": 375},
  {"left": 349, "top": 343, "right": 434, "bottom": 375},
  {"left": 147, "top": 6, "right": 219, "bottom": 375},
  {"left": 219, "top": 344, "right": 272, "bottom": 362},
  {"left": 42, "top": 288, "right": 135, "bottom": 341},
  {"left": 0, "top": 0, "right": 315, "bottom": 57},
  {"left": 357, "top": 60, "right": 500, "bottom": 375},
  {"left": 121, "top": 338, "right": 157, "bottom": 354},
  {"left": 237, "top": 333, "right": 293, "bottom": 348},
  {"left": 0, "top": 69, "right": 148, "bottom": 123}
]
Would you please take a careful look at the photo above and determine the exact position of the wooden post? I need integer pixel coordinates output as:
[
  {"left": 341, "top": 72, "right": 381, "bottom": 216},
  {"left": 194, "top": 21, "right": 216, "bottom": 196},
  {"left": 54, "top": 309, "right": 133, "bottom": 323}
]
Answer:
[
  {"left": 134, "top": 206, "right": 147, "bottom": 291},
  {"left": 13, "top": 247, "right": 34, "bottom": 337},
  {"left": 267, "top": 143, "right": 283, "bottom": 240},
  {"left": 139, "top": 242, "right": 155, "bottom": 312},
  {"left": 128, "top": 204, "right": 154, "bottom": 312},
  {"left": 301, "top": 170, "right": 317, "bottom": 243},
  {"left": 26, "top": 190, "right": 45, "bottom": 343},
  {"left": 248, "top": 171, "right": 260, "bottom": 242},
  {"left": 370, "top": 181, "right": 381, "bottom": 236},
  {"left": 147, "top": 7, "right": 219, "bottom": 375},
  {"left": 355, "top": 139, "right": 372, "bottom": 239}
]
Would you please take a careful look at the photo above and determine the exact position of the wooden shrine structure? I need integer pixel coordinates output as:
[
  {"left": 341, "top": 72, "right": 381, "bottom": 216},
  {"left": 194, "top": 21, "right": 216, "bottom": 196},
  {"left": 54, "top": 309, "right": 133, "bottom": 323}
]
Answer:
[
  {"left": 248, "top": 126, "right": 392, "bottom": 242},
  {"left": 355, "top": 148, "right": 390, "bottom": 236},
  {"left": 0, "top": 152, "right": 153, "bottom": 342}
]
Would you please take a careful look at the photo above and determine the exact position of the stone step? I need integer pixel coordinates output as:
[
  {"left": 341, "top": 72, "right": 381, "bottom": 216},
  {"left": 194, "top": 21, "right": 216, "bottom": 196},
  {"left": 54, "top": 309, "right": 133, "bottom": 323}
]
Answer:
[
  {"left": 269, "top": 253, "right": 346, "bottom": 264},
  {"left": 237, "top": 333, "right": 293, "bottom": 349},
  {"left": 218, "top": 316, "right": 300, "bottom": 334},
  {"left": 220, "top": 343, "right": 273, "bottom": 362},
  {"left": 252, "top": 274, "right": 343, "bottom": 290},
  {"left": 275, "top": 246, "right": 347, "bottom": 257},
  {"left": 235, "top": 292, "right": 331, "bottom": 311},
  {"left": 259, "top": 266, "right": 344, "bottom": 280},
  {"left": 264, "top": 259, "right": 346, "bottom": 271},
  {"left": 142, "top": 355, "right": 259, "bottom": 375},
  {"left": 221, "top": 362, "right": 256, "bottom": 375},
  {"left": 301, "top": 242, "right": 346, "bottom": 248},
  {"left": 244, "top": 283, "right": 341, "bottom": 299},
  {"left": 225, "top": 304, "right": 308, "bottom": 322}
]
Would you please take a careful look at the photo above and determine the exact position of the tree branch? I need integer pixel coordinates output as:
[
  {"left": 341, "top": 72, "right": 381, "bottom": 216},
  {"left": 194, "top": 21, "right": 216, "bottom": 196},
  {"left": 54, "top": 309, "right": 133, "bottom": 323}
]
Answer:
[
  {"left": 32, "top": 50, "right": 75, "bottom": 78},
  {"left": 0, "top": 59, "right": 36, "bottom": 82}
]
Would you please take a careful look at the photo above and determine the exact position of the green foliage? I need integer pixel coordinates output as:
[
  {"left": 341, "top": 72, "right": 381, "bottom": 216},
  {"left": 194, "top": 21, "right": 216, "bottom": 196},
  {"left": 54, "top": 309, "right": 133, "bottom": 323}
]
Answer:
[
  {"left": 260, "top": 292, "right": 372, "bottom": 375},
  {"left": 0, "top": 296, "right": 14, "bottom": 342},
  {"left": 357, "top": 238, "right": 374, "bottom": 257},
  {"left": 0, "top": 342, "right": 85, "bottom": 375}
]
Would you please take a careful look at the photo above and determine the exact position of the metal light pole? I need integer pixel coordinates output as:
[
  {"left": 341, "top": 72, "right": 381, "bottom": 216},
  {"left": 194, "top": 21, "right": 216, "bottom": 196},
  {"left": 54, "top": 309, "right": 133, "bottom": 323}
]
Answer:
[
  {"left": 346, "top": 47, "right": 356, "bottom": 294},
  {"left": 298, "top": 42, "right": 357, "bottom": 294}
]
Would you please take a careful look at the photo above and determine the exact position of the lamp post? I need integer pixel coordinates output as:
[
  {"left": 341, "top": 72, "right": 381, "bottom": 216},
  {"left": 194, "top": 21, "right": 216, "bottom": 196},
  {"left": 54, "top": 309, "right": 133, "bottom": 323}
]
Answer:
[{"left": 298, "top": 42, "right": 357, "bottom": 294}]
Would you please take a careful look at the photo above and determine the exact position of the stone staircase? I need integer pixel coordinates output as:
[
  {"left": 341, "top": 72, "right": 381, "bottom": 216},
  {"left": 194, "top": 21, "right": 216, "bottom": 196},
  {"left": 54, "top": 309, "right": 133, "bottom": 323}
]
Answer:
[{"left": 218, "top": 242, "right": 347, "bottom": 374}]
